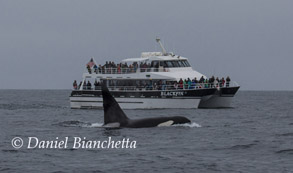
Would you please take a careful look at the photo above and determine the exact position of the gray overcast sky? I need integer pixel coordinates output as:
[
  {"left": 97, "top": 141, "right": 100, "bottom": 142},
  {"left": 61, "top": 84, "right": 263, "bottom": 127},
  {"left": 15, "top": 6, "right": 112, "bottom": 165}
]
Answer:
[{"left": 0, "top": 0, "right": 292, "bottom": 90}]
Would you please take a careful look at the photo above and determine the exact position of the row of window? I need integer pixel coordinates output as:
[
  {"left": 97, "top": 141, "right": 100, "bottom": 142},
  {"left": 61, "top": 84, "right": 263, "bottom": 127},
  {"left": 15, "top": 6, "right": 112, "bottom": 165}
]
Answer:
[{"left": 151, "top": 60, "right": 191, "bottom": 68}]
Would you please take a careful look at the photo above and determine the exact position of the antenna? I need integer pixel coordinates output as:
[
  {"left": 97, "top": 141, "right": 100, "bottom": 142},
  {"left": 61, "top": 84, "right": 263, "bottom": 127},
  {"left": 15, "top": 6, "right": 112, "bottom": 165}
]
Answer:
[{"left": 156, "top": 37, "right": 167, "bottom": 55}]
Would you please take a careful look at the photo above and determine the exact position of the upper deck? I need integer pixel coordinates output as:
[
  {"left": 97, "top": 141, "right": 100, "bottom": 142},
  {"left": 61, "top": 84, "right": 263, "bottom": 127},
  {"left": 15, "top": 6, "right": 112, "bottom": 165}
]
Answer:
[{"left": 83, "top": 53, "right": 205, "bottom": 81}]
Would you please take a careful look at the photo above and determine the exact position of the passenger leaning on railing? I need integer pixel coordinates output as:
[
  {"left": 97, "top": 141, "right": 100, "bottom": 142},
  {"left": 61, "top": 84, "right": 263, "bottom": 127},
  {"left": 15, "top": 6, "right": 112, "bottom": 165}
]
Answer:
[
  {"left": 178, "top": 78, "right": 183, "bottom": 89},
  {"left": 73, "top": 80, "right": 77, "bottom": 90},
  {"left": 98, "top": 64, "right": 102, "bottom": 73},
  {"left": 208, "top": 76, "right": 215, "bottom": 88},
  {"left": 187, "top": 78, "right": 192, "bottom": 89},
  {"left": 87, "top": 81, "right": 92, "bottom": 90},
  {"left": 215, "top": 77, "right": 220, "bottom": 88},
  {"left": 220, "top": 77, "right": 225, "bottom": 87},
  {"left": 94, "top": 80, "right": 100, "bottom": 90},
  {"left": 93, "top": 64, "right": 98, "bottom": 73},
  {"left": 87, "top": 65, "right": 91, "bottom": 74},
  {"left": 117, "top": 64, "right": 121, "bottom": 74},
  {"left": 83, "top": 81, "right": 86, "bottom": 90},
  {"left": 183, "top": 79, "right": 187, "bottom": 89},
  {"left": 226, "top": 76, "right": 231, "bottom": 87}
]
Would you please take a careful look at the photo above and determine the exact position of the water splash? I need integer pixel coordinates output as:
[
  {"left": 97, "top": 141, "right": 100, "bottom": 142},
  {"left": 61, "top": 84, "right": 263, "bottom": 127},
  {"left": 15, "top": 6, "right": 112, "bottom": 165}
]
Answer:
[
  {"left": 87, "top": 122, "right": 104, "bottom": 128},
  {"left": 56, "top": 121, "right": 201, "bottom": 128},
  {"left": 54, "top": 121, "right": 92, "bottom": 127}
]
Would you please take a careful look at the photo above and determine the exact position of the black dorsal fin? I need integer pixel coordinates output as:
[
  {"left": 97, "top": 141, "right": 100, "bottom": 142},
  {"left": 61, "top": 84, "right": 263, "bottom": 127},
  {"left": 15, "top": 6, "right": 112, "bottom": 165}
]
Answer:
[{"left": 102, "top": 83, "right": 129, "bottom": 126}]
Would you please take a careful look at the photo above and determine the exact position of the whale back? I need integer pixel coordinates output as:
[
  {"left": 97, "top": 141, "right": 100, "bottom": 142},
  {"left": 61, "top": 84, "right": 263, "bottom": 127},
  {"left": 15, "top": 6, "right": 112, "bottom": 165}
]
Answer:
[{"left": 101, "top": 84, "right": 191, "bottom": 128}]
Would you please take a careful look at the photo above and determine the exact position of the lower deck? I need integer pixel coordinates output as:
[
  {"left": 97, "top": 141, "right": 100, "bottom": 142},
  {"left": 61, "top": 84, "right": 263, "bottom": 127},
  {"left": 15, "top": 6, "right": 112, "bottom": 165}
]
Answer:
[{"left": 70, "top": 86, "right": 240, "bottom": 109}]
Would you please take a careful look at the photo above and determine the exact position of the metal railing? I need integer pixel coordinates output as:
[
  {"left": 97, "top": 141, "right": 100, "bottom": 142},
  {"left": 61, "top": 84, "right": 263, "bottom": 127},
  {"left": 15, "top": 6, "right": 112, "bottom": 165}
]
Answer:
[
  {"left": 86, "top": 67, "right": 167, "bottom": 74},
  {"left": 73, "top": 81, "right": 239, "bottom": 91}
]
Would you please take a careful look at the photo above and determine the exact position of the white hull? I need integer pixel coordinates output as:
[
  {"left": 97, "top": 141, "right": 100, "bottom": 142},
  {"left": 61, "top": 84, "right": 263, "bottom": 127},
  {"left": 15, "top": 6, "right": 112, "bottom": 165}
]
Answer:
[
  {"left": 70, "top": 96, "right": 201, "bottom": 109},
  {"left": 198, "top": 95, "right": 233, "bottom": 108}
]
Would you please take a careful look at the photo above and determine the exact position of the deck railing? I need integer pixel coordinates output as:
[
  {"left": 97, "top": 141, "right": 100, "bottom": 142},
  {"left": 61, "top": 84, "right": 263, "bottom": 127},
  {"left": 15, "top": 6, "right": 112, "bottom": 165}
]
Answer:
[
  {"left": 86, "top": 67, "right": 167, "bottom": 74},
  {"left": 73, "top": 81, "right": 239, "bottom": 91}
]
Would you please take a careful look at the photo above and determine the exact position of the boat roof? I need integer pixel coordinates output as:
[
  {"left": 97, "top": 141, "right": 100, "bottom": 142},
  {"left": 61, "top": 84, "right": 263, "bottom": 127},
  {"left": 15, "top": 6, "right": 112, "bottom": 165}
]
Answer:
[{"left": 121, "top": 56, "right": 188, "bottom": 63}]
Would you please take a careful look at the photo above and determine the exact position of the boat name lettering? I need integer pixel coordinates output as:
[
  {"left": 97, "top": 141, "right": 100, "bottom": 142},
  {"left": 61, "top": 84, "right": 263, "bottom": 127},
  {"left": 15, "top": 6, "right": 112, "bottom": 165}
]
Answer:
[{"left": 161, "top": 91, "right": 184, "bottom": 96}]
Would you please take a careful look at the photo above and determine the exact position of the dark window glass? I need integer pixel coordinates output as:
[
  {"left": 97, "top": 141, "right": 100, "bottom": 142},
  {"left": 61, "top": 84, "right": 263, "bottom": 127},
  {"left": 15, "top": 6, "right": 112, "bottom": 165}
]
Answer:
[
  {"left": 166, "top": 61, "right": 173, "bottom": 67},
  {"left": 181, "top": 60, "right": 190, "bottom": 67},
  {"left": 178, "top": 60, "right": 185, "bottom": 67},
  {"left": 163, "top": 61, "right": 168, "bottom": 67},
  {"left": 151, "top": 61, "right": 159, "bottom": 67},
  {"left": 184, "top": 60, "right": 191, "bottom": 67},
  {"left": 181, "top": 60, "right": 187, "bottom": 67},
  {"left": 171, "top": 61, "right": 179, "bottom": 67}
]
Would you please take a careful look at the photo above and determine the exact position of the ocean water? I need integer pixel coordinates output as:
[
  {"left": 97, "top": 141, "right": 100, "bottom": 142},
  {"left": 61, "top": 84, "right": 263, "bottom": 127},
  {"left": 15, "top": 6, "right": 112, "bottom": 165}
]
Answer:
[{"left": 0, "top": 90, "right": 293, "bottom": 173}]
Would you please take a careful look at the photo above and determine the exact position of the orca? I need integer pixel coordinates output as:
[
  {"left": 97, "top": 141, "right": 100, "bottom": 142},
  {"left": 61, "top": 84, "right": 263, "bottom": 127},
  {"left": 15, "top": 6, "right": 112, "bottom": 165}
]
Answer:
[{"left": 102, "top": 84, "right": 191, "bottom": 128}]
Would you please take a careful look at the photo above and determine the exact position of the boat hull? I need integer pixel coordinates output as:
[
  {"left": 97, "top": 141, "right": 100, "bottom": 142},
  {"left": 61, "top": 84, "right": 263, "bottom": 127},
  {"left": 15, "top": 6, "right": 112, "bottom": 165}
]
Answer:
[
  {"left": 198, "top": 86, "right": 240, "bottom": 108},
  {"left": 70, "top": 96, "right": 201, "bottom": 109},
  {"left": 70, "top": 88, "right": 216, "bottom": 109}
]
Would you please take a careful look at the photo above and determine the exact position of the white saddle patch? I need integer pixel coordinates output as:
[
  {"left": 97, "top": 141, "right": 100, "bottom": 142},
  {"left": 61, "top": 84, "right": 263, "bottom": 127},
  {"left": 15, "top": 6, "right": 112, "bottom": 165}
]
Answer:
[
  {"left": 103, "top": 122, "right": 120, "bottom": 128},
  {"left": 157, "top": 120, "right": 174, "bottom": 127}
]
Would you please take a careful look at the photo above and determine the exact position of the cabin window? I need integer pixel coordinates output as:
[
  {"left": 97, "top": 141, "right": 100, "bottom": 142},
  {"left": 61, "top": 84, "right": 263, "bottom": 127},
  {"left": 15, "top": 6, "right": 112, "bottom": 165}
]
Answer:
[
  {"left": 153, "top": 60, "right": 191, "bottom": 68},
  {"left": 171, "top": 61, "right": 179, "bottom": 67},
  {"left": 181, "top": 60, "right": 190, "bottom": 67},
  {"left": 184, "top": 60, "right": 191, "bottom": 67},
  {"left": 178, "top": 60, "right": 185, "bottom": 67},
  {"left": 166, "top": 61, "right": 173, "bottom": 67},
  {"left": 162, "top": 61, "right": 168, "bottom": 67},
  {"left": 151, "top": 61, "right": 159, "bottom": 68}
]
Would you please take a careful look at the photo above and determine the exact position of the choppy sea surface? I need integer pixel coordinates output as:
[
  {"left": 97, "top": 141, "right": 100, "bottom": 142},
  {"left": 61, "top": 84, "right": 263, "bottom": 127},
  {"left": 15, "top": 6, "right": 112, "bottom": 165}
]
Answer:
[{"left": 0, "top": 90, "right": 293, "bottom": 173}]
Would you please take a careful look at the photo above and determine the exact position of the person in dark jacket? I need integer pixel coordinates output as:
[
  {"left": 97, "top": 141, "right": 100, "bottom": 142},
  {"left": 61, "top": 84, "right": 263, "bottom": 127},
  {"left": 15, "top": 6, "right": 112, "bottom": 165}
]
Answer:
[
  {"left": 226, "top": 76, "right": 231, "bottom": 87},
  {"left": 94, "top": 80, "right": 100, "bottom": 90},
  {"left": 83, "top": 81, "right": 87, "bottom": 90},
  {"left": 87, "top": 81, "right": 92, "bottom": 90},
  {"left": 73, "top": 80, "right": 77, "bottom": 90}
]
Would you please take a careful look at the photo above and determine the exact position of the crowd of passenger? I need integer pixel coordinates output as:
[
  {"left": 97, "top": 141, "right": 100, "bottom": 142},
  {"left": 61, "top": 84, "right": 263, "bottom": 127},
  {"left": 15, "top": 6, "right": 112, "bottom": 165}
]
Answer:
[
  {"left": 72, "top": 76, "right": 231, "bottom": 91},
  {"left": 171, "top": 76, "right": 231, "bottom": 89},
  {"left": 73, "top": 80, "right": 101, "bottom": 90},
  {"left": 87, "top": 61, "right": 159, "bottom": 74}
]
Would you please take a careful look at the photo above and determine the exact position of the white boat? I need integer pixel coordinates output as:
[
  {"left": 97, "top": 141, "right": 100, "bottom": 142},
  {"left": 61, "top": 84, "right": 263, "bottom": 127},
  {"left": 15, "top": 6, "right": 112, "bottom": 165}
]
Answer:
[{"left": 70, "top": 38, "right": 240, "bottom": 109}]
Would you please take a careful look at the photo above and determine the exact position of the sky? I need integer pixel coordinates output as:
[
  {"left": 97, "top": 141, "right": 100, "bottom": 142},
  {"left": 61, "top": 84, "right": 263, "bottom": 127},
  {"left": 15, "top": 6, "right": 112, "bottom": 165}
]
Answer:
[{"left": 0, "top": 0, "right": 292, "bottom": 90}]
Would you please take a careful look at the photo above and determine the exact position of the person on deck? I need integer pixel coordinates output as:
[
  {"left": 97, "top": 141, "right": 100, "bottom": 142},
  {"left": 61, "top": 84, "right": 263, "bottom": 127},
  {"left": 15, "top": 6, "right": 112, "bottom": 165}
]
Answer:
[
  {"left": 94, "top": 80, "right": 100, "bottom": 90},
  {"left": 183, "top": 79, "right": 187, "bottom": 89},
  {"left": 174, "top": 81, "right": 178, "bottom": 90},
  {"left": 93, "top": 64, "right": 98, "bottom": 74},
  {"left": 226, "top": 76, "right": 231, "bottom": 87},
  {"left": 214, "top": 78, "right": 219, "bottom": 88},
  {"left": 204, "top": 78, "right": 209, "bottom": 88},
  {"left": 87, "top": 65, "right": 91, "bottom": 74},
  {"left": 187, "top": 78, "right": 192, "bottom": 89},
  {"left": 191, "top": 79, "right": 196, "bottom": 89},
  {"left": 209, "top": 76, "right": 215, "bottom": 88},
  {"left": 87, "top": 81, "right": 92, "bottom": 90},
  {"left": 83, "top": 81, "right": 87, "bottom": 90},
  {"left": 193, "top": 77, "right": 198, "bottom": 88},
  {"left": 220, "top": 77, "right": 225, "bottom": 87},
  {"left": 73, "top": 80, "right": 77, "bottom": 90},
  {"left": 199, "top": 76, "right": 205, "bottom": 83},
  {"left": 179, "top": 78, "right": 183, "bottom": 89}
]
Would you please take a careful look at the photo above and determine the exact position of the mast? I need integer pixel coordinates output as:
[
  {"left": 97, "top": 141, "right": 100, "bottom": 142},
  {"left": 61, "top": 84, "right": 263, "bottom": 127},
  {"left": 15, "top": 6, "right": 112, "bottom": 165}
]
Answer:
[{"left": 156, "top": 37, "right": 167, "bottom": 55}]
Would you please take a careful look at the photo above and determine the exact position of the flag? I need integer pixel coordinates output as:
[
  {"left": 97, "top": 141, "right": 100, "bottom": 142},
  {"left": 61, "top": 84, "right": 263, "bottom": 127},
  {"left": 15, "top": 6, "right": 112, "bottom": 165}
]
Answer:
[{"left": 86, "top": 58, "right": 96, "bottom": 68}]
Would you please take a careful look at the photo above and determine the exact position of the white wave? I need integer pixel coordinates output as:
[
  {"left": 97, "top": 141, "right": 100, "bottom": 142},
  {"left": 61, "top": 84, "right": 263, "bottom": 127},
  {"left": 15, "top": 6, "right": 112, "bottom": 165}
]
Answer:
[
  {"left": 172, "top": 122, "right": 201, "bottom": 128},
  {"left": 85, "top": 122, "right": 104, "bottom": 128},
  {"left": 81, "top": 122, "right": 201, "bottom": 128}
]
